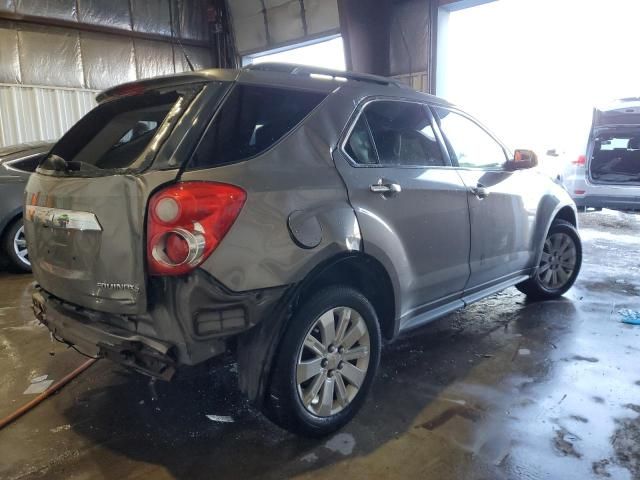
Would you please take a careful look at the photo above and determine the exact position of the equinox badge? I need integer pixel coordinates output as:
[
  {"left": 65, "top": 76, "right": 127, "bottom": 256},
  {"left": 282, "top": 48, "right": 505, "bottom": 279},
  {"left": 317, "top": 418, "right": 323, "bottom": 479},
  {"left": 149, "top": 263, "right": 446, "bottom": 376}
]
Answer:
[{"left": 97, "top": 282, "right": 140, "bottom": 293}]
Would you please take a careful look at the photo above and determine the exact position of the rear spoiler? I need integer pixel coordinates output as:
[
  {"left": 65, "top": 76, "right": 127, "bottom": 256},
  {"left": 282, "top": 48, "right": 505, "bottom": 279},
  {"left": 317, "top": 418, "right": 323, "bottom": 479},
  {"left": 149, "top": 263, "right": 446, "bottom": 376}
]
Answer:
[{"left": 96, "top": 70, "right": 239, "bottom": 103}]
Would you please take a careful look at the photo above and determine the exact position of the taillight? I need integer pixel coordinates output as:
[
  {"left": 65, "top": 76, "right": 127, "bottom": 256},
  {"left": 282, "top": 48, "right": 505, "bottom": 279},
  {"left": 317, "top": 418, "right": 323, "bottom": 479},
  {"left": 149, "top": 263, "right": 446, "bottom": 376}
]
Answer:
[
  {"left": 572, "top": 155, "right": 586, "bottom": 166},
  {"left": 147, "top": 182, "right": 246, "bottom": 276}
]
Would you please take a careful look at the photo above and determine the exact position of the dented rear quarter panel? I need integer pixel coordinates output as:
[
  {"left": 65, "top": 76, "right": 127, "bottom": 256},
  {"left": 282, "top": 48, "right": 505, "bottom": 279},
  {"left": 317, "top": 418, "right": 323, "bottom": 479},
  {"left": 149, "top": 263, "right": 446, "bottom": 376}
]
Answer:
[{"left": 179, "top": 84, "right": 367, "bottom": 293}]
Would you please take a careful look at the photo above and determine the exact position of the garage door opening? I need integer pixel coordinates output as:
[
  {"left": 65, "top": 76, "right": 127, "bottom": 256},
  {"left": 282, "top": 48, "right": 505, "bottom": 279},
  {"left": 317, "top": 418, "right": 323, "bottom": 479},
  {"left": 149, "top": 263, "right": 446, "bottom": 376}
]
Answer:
[
  {"left": 437, "top": 0, "right": 640, "bottom": 155},
  {"left": 243, "top": 36, "right": 346, "bottom": 71}
]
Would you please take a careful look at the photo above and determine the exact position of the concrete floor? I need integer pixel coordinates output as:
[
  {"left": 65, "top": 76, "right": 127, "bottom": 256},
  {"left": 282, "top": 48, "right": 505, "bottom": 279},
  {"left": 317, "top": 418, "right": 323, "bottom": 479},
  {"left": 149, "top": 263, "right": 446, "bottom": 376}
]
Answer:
[{"left": 1, "top": 210, "right": 639, "bottom": 480}]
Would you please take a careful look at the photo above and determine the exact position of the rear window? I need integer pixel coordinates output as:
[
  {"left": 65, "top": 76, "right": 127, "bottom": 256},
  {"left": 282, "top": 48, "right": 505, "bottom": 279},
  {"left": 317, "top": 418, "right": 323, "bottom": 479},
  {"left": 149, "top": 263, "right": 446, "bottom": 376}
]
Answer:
[
  {"left": 41, "top": 92, "right": 181, "bottom": 173},
  {"left": 8, "top": 155, "right": 45, "bottom": 172},
  {"left": 187, "top": 84, "right": 326, "bottom": 170}
]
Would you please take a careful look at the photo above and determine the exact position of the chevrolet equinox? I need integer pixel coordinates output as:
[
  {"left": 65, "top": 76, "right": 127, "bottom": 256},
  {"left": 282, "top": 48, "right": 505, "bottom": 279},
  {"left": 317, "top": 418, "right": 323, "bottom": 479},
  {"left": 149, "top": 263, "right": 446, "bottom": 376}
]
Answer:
[{"left": 25, "top": 64, "right": 582, "bottom": 436}]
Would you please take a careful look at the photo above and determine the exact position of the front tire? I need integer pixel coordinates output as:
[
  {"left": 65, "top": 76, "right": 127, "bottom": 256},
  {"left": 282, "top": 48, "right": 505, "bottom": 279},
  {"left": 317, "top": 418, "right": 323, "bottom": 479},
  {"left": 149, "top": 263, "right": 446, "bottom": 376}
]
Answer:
[
  {"left": 2, "top": 218, "right": 31, "bottom": 273},
  {"left": 517, "top": 219, "right": 581, "bottom": 300},
  {"left": 263, "top": 286, "right": 381, "bottom": 437}
]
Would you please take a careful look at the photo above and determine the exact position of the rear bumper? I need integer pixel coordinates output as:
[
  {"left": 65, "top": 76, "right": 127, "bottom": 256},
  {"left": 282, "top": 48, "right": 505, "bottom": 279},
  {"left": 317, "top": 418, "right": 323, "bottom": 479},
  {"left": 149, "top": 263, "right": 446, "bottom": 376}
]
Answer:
[
  {"left": 33, "top": 289, "right": 179, "bottom": 379},
  {"left": 32, "top": 271, "right": 289, "bottom": 379},
  {"left": 573, "top": 194, "right": 640, "bottom": 211}
]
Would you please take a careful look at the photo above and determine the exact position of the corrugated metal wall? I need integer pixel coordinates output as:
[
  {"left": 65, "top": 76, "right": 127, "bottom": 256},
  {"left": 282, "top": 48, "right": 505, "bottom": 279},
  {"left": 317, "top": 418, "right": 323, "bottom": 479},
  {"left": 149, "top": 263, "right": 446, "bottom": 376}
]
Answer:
[
  {"left": 0, "top": 84, "right": 96, "bottom": 147},
  {"left": 0, "top": 0, "right": 215, "bottom": 147}
]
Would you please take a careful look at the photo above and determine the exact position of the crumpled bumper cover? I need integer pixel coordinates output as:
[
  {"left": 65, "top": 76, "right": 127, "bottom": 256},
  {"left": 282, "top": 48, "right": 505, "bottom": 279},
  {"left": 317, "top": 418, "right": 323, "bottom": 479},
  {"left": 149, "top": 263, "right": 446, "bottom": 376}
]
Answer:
[{"left": 32, "top": 288, "right": 177, "bottom": 380}]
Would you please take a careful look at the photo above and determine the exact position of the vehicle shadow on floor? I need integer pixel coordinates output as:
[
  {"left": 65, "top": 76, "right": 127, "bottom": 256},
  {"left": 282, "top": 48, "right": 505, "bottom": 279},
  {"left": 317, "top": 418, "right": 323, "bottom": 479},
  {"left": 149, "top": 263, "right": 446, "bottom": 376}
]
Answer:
[{"left": 59, "top": 293, "right": 576, "bottom": 480}]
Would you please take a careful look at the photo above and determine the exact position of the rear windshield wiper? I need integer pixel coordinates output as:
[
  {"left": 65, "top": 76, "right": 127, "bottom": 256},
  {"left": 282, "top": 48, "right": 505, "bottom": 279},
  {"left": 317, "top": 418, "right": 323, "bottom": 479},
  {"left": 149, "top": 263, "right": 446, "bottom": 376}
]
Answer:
[{"left": 43, "top": 154, "right": 68, "bottom": 172}]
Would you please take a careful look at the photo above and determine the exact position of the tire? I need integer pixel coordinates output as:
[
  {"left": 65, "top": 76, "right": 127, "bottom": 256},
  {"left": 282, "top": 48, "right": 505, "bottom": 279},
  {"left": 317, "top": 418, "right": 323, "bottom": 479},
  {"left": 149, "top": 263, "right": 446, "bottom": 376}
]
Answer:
[
  {"left": 516, "top": 219, "right": 581, "bottom": 300},
  {"left": 2, "top": 218, "right": 31, "bottom": 273},
  {"left": 263, "top": 286, "right": 381, "bottom": 437}
]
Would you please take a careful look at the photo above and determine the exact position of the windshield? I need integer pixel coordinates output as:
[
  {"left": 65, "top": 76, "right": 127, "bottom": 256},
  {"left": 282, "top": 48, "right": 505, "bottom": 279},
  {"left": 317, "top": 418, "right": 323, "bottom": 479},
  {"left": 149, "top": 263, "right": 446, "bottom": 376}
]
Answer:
[{"left": 40, "top": 91, "right": 182, "bottom": 175}]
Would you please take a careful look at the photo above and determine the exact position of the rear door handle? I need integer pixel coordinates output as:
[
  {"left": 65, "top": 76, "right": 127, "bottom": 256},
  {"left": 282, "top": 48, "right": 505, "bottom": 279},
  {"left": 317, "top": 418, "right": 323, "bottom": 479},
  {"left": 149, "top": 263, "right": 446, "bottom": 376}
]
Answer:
[
  {"left": 469, "top": 183, "right": 489, "bottom": 199},
  {"left": 370, "top": 180, "right": 402, "bottom": 195}
]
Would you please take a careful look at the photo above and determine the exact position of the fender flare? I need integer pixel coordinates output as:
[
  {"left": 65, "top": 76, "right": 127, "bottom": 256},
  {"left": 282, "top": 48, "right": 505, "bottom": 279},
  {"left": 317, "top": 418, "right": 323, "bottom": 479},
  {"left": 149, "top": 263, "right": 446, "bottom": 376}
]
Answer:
[
  {"left": 236, "top": 252, "right": 389, "bottom": 407},
  {"left": 531, "top": 201, "right": 578, "bottom": 270}
]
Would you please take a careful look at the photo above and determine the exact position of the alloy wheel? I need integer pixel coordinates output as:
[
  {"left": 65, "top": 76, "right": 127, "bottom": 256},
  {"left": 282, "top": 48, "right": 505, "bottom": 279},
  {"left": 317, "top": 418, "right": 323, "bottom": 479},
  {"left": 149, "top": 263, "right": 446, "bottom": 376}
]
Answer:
[
  {"left": 296, "top": 306, "right": 370, "bottom": 417},
  {"left": 537, "top": 232, "right": 576, "bottom": 290},
  {"left": 13, "top": 225, "right": 30, "bottom": 267}
]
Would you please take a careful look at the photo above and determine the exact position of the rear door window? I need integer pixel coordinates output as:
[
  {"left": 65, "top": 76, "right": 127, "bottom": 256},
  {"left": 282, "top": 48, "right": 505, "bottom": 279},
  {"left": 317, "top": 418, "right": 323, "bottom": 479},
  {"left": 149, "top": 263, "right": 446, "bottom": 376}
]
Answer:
[
  {"left": 345, "top": 100, "right": 445, "bottom": 167},
  {"left": 40, "top": 92, "right": 182, "bottom": 174},
  {"left": 187, "top": 84, "right": 326, "bottom": 170}
]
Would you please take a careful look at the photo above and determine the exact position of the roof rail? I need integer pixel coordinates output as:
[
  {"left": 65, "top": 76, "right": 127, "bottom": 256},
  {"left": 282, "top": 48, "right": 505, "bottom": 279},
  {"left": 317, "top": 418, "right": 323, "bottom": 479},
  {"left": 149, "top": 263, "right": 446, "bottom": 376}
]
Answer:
[{"left": 245, "top": 62, "right": 407, "bottom": 89}]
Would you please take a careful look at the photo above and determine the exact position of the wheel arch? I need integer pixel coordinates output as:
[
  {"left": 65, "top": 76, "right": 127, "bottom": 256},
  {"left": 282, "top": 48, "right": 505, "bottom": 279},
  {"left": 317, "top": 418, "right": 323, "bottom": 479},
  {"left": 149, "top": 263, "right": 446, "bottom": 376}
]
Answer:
[
  {"left": 531, "top": 201, "right": 579, "bottom": 271},
  {"left": 553, "top": 205, "right": 577, "bottom": 227},
  {"left": 0, "top": 207, "right": 23, "bottom": 239},
  {"left": 237, "top": 251, "right": 397, "bottom": 408},
  {"left": 294, "top": 252, "right": 396, "bottom": 340}
]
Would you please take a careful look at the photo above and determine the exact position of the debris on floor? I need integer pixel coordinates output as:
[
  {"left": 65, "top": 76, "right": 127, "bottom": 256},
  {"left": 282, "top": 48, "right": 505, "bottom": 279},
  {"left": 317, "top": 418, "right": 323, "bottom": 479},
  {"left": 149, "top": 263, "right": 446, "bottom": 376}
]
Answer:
[
  {"left": 324, "top": 433, "right": 356, "bottom": 456},
  {"left": 148, "top": 378, "right": 159, "bottom": 402},
  {"left": 30, "top": 374, "right": 48, "bottom": 384},
  {"left": 300, "top": 452, "right": 319, "bottom": 463},
  {"left": 205, "top": 414, "right": 234, "bottom": 423},
  {"left": 619, "top": 309, "right": 640, "bottom": 325},
  {"left": 553, "top": 427, "right": 582, "bottom": 458},
  {"left": 23, "top": 377, "right": 54, "bottom": 395},
  {"left": 50, "top": 424, "right": 71, "bottom": 434}
]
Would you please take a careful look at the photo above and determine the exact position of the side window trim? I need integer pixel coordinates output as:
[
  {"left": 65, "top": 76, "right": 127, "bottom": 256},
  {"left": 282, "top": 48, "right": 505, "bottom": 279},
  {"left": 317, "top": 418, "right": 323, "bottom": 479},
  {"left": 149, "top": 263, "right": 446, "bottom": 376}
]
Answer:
[
  {"left": 5, "top": 153, "right": 47, "bottom": 173},
  {"left": 423, "top": 103, "right": 454, "bottom": 167},
  {"left": 340, "top": 97, "right": 454, "bottom": 169},
  {"left": 430, "top": 105, "right": 510, "bottom": 170},
  {"left": 362, "top": 114, "right": 381, "bottom": 164}
]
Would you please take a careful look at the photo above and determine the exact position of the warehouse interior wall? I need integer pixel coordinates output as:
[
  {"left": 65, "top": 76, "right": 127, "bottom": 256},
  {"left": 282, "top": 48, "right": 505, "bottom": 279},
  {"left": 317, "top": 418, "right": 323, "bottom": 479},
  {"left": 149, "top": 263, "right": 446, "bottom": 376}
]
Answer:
[
  {"left": 0, "top": 0, "right": 215, "bottom": 91},
  {"left": 0, "top": 0, "right": 239, "bottom": 147}
]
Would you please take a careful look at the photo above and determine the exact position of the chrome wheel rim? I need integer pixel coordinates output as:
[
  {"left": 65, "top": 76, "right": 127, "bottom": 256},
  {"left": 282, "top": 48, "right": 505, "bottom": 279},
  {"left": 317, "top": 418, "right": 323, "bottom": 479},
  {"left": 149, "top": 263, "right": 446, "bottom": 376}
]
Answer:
[
  {"left": 296, "top": 306, "right": 370, "bottom": 417},
  {"left": 13, "top": 225, "right": 30, "bottom": 267},
  {"left": 538, "top": 232, "right": 576, "bottom": 290}
]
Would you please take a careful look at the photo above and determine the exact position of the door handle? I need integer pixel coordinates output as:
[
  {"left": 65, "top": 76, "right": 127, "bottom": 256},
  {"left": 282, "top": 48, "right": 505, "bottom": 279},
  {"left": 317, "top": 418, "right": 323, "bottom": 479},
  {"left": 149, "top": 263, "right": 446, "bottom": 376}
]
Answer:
[
  {"left": 469, "top": 183, "right": 489, "bottom": 199},
  {"left": 370, "top": 180, "right": 402, "bottom": 195}
]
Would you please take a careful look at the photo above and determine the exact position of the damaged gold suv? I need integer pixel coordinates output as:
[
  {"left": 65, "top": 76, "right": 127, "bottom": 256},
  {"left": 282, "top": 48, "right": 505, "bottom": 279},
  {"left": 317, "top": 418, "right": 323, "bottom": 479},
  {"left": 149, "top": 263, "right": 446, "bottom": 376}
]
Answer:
[{"left": 26, "top": 64, "right": 581, "bottom": 436}]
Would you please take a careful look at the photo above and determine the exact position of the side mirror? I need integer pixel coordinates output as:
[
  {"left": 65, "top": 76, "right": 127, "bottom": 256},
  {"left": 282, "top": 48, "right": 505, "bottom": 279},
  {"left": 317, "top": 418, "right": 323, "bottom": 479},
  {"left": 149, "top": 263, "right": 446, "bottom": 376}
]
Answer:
[{"left": 507, "top": 149, "right": 539, "bottom": 170}]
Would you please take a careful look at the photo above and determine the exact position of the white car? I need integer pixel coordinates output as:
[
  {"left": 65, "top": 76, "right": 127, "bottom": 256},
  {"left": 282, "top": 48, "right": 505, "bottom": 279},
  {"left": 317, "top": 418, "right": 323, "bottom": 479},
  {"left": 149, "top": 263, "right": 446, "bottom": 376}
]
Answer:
[{"left": 565, "top": 99, "right": 640, "bottom": 212}]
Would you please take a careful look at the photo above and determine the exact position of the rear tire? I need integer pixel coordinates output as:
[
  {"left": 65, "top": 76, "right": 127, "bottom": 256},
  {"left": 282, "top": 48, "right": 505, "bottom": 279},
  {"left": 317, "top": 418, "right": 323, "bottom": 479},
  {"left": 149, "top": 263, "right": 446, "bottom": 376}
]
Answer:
[
  {"left": 263, "top": 286, "right": 381, "bottom": 437},
  {"left": 2, "top": 218, "right": 31, "bottom": 273},
  {"left": 516, "top": 219, "right": 581, "bottom": 300}
]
